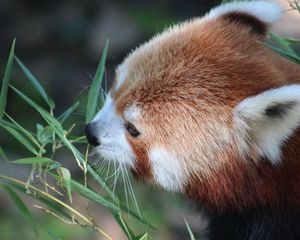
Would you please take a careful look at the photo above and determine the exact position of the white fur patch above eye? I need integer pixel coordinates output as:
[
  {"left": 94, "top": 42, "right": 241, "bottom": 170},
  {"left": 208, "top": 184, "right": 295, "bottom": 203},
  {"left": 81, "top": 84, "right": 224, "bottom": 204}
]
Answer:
[
  {"left": 115, "top": 64, "right": 127, "bottom": 90},
  {"left": 234, "top": 85, "right": 300, "bottom": 164},
  {"left": 150, "top": 147, "right": 187, "bottom": 192},
  {"left": 124, "top": 105, "right": 141, "bottom": 122},
  {"left": 207, "top": 1, "right": 283, "bottom": 24}
]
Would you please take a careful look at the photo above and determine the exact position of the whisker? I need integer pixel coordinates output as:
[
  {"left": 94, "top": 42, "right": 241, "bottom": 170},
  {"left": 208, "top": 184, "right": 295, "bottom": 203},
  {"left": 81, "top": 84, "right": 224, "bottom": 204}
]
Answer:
[
  {"left": 121, "top": 166, "right": 130, "bottom": 215},
  {"left": 124, "top": 167, "right": 142, "bottom": 219}
]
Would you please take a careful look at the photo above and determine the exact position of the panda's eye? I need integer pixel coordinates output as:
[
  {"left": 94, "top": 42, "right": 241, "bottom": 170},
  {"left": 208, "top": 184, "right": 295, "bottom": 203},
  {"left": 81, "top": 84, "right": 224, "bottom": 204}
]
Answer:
[{"left": 125, "top": 122, "right": 140, "bottom": 137}]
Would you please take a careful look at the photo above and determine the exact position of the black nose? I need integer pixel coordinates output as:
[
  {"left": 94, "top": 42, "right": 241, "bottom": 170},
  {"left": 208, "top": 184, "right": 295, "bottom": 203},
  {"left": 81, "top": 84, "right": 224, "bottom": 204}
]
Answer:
[{"left": 85, "top": 123, "right": 100, "bottom": 146}]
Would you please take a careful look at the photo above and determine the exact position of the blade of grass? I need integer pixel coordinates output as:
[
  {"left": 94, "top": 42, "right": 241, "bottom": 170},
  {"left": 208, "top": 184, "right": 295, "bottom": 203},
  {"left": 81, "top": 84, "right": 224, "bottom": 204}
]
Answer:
[
  {"left": 0, "top": 39, "right": 15, "bottom": 119},
  {"left": 3, "top": 184, "right": 38, "bottom": 236},
  {"left": 15, "top": 56, "right": 55, "bottom": 110},
  {"left": 86, "top": 40, "right": 109, "bottom": 123},
  {"left": 13, "top": 157, "right": 55, "bottom": 165}
]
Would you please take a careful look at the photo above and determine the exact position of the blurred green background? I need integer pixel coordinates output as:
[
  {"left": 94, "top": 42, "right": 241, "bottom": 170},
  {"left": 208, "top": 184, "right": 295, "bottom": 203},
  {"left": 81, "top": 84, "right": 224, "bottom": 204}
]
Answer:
[{"left": 1, "top": 0, "right": 299, "bottom": 240}]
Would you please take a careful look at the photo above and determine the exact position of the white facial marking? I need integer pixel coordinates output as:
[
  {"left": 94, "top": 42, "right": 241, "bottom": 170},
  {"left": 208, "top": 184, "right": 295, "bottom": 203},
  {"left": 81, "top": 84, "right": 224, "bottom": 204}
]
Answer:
[
  {"left": 150, "top": 147, "right": 187, "bottom": 192},
  {"left": 207, "top": 1, "right": 283, "bottom": 24},
  {"left": 92, "top": 94, "right": 135, "bottom": 166},
  {"left": 115, "top": 64, "right": 127, "bottom": 90},
  {"left": 234, "top": 85, "right": 300, "bottom": 164},
  {"left": 124, "top": 105, "right": 141, "bottom": 122}
]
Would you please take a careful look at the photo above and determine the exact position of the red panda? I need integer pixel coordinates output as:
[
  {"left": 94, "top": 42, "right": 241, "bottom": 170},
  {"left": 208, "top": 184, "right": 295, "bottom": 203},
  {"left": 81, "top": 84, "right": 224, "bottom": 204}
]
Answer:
[{"left": 85, "top": 1, "right": 300, "bottom": 239}]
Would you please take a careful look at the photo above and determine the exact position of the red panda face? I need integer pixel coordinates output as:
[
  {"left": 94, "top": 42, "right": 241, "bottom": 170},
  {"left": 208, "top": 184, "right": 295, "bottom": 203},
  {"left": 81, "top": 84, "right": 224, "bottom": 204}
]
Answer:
[{"left": 87, "top": 1, "right": 300, "bottom": 207}]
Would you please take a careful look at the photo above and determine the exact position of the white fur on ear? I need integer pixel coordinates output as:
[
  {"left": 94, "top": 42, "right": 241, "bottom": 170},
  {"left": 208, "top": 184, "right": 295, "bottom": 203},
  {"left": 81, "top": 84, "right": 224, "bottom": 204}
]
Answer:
[
  {"left": 234, "top": 85, "right": 300, "bottom": 164},
  {"left": 207, "top": 1, "right": 283, "bottom": 24}
]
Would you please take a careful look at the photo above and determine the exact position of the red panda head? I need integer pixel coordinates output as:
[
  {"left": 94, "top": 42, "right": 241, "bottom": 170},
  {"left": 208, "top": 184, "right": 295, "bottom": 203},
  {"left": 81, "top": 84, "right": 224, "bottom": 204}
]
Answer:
[{"left": 86, "top": 1, "right": 300, "bottom": 209}]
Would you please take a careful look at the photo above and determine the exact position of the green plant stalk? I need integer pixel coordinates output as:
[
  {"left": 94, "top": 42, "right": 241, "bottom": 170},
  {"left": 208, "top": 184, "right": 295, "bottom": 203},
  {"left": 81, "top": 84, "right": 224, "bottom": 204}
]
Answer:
[{"left": 0, "top": 175, "right": 113, "bottom": 240}]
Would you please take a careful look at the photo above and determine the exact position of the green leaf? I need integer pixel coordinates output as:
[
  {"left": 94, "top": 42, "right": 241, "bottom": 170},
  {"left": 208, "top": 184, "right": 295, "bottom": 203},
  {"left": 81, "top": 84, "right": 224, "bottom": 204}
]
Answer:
[
  {"left": 0, "top": 39, "right": 15, "bottom": 119},
  {"left": 293, "top": 0, "right": 300, "bottom": 12},
  {"left": 36, "top": 124, "right": 53, "bottom": 145},
  {"left": 283, "top": 37, "right": 300, "bottom": 44},
  {"left": 13, "top": 157, "right": 55, "bottom": 165},
  {"left": 58, "top": 101, "right": 79, "bottom": 123},
  {"left": 5, "top": 181, "right": 74, "bottom": 223},
  {"left": 0, "top": 147, "right": 8, "bottom": 162},
  {"left": 120, "top": 204, "right": 156, "bottom": 230},
  {"left": 269, "top": 33, "right": 297, "bottom": 56},
  {"left": 135, "top": 233, "right": 149, "bottom": 240},
  {"left": 184, "top": 218, "right": 196, "bottom": 240},
  {"left": 48, "top": 162, "right": 61, "bottom": 171},
  {"left": 86, "top": 40, "right": 109, "bottom": 123},
  {"left": 112, "top": 212, "right": 135, "bottom": 240},
  {"left": 264, "top": 42, "right": 300, "bottom": 64},
  {"left": 15, "top": 56, "right": 55, "bottom": 110},
  {"left": 58, "top": 167, "right": 72, "bottom": 204},
  {"left": 3, "top": 184, "right": 38, "bottom": 236},
  {"left": 5, "top": 113, "right": 42, "bottom": 150},
  {"left": 10, "top": 85, "right": 118, "bottom": 202},
  {"left": 69, "top": 179, "right": 119, "bottom": 212},
  {"left": 0, "top": 121, "right": 38, "bottom": 155},
  {"left": 10, "top": 85, "right": 63, "bottom": 131}
]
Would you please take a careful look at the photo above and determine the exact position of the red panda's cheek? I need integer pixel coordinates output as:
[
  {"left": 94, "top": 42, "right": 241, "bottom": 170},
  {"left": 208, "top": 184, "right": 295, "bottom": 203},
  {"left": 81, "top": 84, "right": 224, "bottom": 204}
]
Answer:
[{"left": 125, "top": 135, "right": 152, "bottom": 180}]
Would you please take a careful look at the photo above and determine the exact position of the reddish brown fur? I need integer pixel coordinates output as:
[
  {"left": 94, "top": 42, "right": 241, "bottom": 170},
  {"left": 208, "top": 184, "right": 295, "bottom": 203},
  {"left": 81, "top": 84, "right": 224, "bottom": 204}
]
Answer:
[{"left": 112, "top": 14, "right": 300, "bottom": 209}]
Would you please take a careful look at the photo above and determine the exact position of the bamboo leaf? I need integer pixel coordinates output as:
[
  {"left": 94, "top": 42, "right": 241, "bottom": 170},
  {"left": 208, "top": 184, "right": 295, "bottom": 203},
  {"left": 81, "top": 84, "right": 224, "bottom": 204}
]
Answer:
[
  {"left": 120, "top": 204, "right": 156, "bottom": 230},
  {"left": 6, "top": 182, "right": 71, "bottom": 221},
  {"left": 10, "top": 85, "right": 63, "bottom": 131},
  {"left": 15, "top": 56, "right": 55, "bottom": 109},
  {"left": 86, "top": 40, "right": 109, "bottom": 123},
  {"left": 184, "top": 218, "right": 196, "bottom": 240},
  {"left": 10, "top": 85, "right": 118, "bottom": 203},
  {"left": 13, "top": 157, "right": 55, "bottom": 165},
  {"left": 269, "top": 33, "right": 297, "bottom": 56},
  {"left": 69, "top": 179, "right": 119, "bottom": 212},
  {"left": 3, "top": 184, "right": 38, "bottom": 236},
  {"left": 264, "top": 42, "right": 300, "bottom": 64},
  {"left": 58, "top": 101, "right": 79, "bottom": 123},
  {"left": 0, "top": 175, "right": 112, "bottom": 240},
  {"left": 0, "top": 147, "right": 8, "bottom": 162},
  {"left": 112, "top": 212, "right": 135, "bottom": 240},
  {"left": 36, "top": 124, "right": 53, "bottom": 145},
  {"left": 58, "top": 167, "right": 72, "bottom": 204},
  {"left": 0, "top": 39, "right": 15, "bottom": 119},
  {"left": 0, "top": 121, "right": 38, "bottom": 155},
  {"left": 5, "top": 113, "right": 42, "bottom": 150},
  {"left": 135, "top": 233, "right": 148, "bottom": 240}
]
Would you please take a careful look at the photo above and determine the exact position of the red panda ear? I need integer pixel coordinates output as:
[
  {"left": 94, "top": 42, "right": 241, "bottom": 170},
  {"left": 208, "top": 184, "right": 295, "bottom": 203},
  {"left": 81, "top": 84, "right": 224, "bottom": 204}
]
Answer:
[
  {"left": 233, "top": 85, "right": 300, "bottom": 164},
  {"left": 207, "top": 1, "right": 283, "bottom": 35}
]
